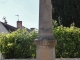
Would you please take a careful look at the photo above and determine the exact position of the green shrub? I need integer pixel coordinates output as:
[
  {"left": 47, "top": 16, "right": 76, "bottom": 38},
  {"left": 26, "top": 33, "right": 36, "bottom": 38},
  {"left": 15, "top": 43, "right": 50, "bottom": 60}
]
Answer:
[
  {"left": 0, "top": 29, "right": 38, "bottom": 59},
  {"left": 0, "top": 25, "right": 80, "bottom": 58},
  {"left": 53, "top": 26, "right": 80, "bottom": 58}
]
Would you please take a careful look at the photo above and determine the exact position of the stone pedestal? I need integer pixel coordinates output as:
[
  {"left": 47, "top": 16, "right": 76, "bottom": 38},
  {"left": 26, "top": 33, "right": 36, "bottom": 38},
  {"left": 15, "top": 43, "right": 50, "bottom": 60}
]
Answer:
[{"left": 34, "top": 40, "right": 57, "bottom": 60}]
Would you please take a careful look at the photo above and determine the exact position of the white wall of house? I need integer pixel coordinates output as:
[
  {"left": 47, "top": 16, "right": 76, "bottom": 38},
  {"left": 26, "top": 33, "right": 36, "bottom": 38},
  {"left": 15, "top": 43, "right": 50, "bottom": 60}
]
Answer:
[
  {"left": 0, "top": 22, "right": 9, "bottom": 34},
  {"left": 0, "top": 22, "right": 9, "bottom": 59}
]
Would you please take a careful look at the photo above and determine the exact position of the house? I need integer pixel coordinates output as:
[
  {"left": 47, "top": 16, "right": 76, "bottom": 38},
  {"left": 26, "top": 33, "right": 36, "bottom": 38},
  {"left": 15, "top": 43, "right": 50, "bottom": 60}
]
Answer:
[
  {"left": 0, "top": 20, "right": 35, "bottom": 34},
  {"left": 0, "top": 20, "right": 35, "bottom": 59},
  {"left": 0, "top": 21, "right": 17, "bottom": 33}
]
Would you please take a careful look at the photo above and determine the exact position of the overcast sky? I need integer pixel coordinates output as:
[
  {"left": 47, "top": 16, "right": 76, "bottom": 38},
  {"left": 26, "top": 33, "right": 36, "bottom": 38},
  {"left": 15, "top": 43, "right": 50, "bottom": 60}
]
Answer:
[{"left": 0, "top": 0, "right": 39, "bottom": 29}]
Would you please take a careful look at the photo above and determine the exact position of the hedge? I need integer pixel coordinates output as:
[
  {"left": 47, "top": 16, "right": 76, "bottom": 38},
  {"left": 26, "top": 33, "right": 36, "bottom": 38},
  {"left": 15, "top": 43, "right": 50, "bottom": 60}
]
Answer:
[
  {"left": 0, "top": 29, "right": 38, "bottom": 59},
  {"left": 0, "top": 25, "right": 80, "bottom": 58},
  {"left": 53, "top": 26, "right": 80, "bottom": 58}
]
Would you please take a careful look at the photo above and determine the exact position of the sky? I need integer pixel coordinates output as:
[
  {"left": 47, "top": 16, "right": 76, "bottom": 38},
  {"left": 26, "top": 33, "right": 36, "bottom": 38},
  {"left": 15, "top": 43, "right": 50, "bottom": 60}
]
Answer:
[{"left": 0, "top": 0, "right": 39, "bottom": 29}]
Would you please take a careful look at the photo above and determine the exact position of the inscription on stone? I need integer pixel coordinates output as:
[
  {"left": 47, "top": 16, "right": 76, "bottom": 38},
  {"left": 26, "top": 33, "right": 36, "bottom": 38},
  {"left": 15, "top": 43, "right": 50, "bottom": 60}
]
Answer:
[{"left": 40, "top": 28, "right": 52, "bottom": 32}]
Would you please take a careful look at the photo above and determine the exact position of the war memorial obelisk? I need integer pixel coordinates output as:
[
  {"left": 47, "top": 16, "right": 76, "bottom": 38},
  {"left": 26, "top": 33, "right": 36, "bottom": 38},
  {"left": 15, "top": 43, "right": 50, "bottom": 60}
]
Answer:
[{"left": 34, "top": 0, "right": 57, "bottom": 60}]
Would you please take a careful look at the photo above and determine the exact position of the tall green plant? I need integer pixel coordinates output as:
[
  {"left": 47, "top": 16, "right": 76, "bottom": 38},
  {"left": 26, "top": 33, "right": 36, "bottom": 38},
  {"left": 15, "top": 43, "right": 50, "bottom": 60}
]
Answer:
[
  {"left": 52, "top": 0, "right": 80, "bottom": 27},
  {"left": 0, "top": 29, "right": 38, "bottom": 59},
  {"left": 53, "top": 26, "right": 80, "bottom": 58}
]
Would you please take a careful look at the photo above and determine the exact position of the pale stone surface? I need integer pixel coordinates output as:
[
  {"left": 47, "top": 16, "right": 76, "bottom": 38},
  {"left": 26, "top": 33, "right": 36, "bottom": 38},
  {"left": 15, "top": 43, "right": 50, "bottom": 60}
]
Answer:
[
  {"left": 34, "top": 40, "right": 57, "bottom": 60},
  {"left": 36, "top": 46, "right": 55, "bottom": 60},
  {"left": 34, "top": 40, "right": 57, "bottom": 47},
  {"left": 38, "top": 0, "right": 54, "bottom": 40}
]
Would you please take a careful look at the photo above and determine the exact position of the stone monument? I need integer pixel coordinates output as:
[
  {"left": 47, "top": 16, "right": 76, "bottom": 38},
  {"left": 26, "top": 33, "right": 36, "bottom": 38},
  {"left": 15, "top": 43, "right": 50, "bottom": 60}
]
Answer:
[{"left": 34, "top": 0, "right": 57, "bottom": 60}]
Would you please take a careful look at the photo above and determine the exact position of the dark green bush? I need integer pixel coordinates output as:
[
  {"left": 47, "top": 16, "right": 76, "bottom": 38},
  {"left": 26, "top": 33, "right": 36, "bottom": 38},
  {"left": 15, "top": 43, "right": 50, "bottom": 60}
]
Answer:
[
  {"left": 53, "top": 26, "right": 80, "bottom": 58},
  {"left": 0, "top": 29, "right": 38, "bottom": 59}
]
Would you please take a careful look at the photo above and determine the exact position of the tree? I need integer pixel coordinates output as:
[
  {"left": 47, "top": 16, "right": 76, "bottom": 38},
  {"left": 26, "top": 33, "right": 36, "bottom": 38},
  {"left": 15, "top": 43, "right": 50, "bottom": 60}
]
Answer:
[{"left": 52, "top": 0, "right": 80, "bottom": 27}]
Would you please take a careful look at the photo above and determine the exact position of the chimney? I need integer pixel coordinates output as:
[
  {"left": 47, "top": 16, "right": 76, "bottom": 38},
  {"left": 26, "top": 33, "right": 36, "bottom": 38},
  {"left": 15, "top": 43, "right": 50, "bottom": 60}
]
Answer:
[
  {"left": 17, "top": 21, "right": 22, "bottom": 29},
  {"left": 30, "top": 28, "right": 35, "bottom": 31},
  {"left": 3, "top": 16, "right": 7, "bottom": 24},
  {"left": 4, "top": 20, "right": 7, "bottom": 24}
]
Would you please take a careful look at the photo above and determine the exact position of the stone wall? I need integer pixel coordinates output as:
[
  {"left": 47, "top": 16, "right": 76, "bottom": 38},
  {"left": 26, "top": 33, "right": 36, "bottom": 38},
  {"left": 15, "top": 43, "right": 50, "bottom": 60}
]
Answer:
[
  {"left": 1, "top": 58, "right": 80, "bottom": 60},
  {"left": 57, "top": 58, "right": 80, "bottom": 60}
]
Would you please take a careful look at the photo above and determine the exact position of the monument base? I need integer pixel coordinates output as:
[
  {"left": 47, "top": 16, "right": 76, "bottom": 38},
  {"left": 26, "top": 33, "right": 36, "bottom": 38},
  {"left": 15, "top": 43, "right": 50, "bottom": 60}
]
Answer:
[{"left": 34, "top": 39, "right": 57, "bottom": 60}]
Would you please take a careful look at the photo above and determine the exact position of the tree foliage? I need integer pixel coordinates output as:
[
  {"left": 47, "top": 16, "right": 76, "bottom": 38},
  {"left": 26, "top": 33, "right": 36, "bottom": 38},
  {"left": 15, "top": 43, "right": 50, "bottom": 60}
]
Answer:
[
  {"left": 53, "top": 25, "right": 80, "bottom": 58},
  {"left": 52, "top": 0, "right": 80, "bottom": 27},
  {"left": 0, "top": 29, "right": 38, "bottom": 59}
]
